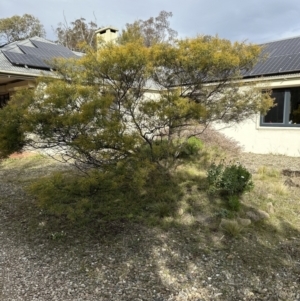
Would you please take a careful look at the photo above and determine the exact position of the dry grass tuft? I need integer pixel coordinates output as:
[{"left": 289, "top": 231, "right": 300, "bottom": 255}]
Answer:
[
  {"left": 270, "top": 182, "right": 289, "bottom": 196},
  {"left": 219, "top": 219, "right": 243, "bottom": 236},
  {"left": 257, "top": 166, "right": 280, "bottom": 180}
]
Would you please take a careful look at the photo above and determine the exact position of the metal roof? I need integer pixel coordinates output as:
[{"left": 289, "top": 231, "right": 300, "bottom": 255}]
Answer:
[
  {"left": 0, "top": 37, "right": 79, "bottom": 78},
  {"left": 3, "top": 35, "right": 300, "bottom": 81},
  {"left": 244, "top": 36, "right": 300, "bottom": 78}
]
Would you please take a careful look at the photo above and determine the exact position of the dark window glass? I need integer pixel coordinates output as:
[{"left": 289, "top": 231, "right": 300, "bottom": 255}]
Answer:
[
  {"left": 289, "top": 87, "right": 300, "bottom": 124},
  {"left": 0, "top": 93, "right": 9, "bottom": 108},
  {"left": 263, "top": 90, "right": 285, "bottom": 123}
]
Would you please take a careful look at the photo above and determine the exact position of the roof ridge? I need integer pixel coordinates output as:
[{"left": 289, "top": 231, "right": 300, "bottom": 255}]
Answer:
[{"left": 261, "top": 35, "right": 300, "bottom": 45}]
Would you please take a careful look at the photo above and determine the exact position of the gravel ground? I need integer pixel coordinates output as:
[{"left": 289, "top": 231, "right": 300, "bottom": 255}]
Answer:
[
  {"left": 239, "top": 152, "right": 300, "bottom": 173},
  {"left": 0, "top": 153, "right": 300, "bottom": 301}
]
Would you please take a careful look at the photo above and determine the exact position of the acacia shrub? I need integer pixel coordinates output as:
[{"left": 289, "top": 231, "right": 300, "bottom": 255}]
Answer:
[{"left": 27, "top": 159, "right": 181, "bottom": 222}]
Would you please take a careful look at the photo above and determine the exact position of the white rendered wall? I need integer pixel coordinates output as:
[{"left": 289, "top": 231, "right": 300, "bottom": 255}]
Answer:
[
  {"left": 213, "top": 74, "right": 300, "bottom": 157},
  {"left": 215, "top": 115, "right": 300, "bottom": 157}
]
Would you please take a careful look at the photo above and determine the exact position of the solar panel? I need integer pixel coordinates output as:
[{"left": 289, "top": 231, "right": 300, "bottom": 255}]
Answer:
[
  {"left": 30, "top": 40, "right": 75, "bottom": 56},
  {"left": 2, "top": 38, "right": 80, "bottom": 70},
  {"left": 245, "top": 36, "right": 300, "bottom": 77},
  {"left": 2, "top": 51, "right": 50, "bottom": 69},
  {"left": 19, "top": 45, "right": 78, "bottom": 60}
]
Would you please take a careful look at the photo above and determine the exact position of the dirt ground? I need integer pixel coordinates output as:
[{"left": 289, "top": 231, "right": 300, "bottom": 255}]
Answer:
[
  {"left": 0, "top": 151, "right": 299, "bottom": 300},
  {"left": 239, "top": 152, "right": 300, "bottom": 172}
]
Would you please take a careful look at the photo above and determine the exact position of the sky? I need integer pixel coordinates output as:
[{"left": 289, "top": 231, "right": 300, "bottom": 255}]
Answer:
[{"left": 2, "top": 0, "right": 300, "bottom": 44}]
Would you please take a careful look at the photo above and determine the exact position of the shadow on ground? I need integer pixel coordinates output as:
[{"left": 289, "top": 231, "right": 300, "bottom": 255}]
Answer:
[{"left": 0, "top": 156, "right": 300, "bottom": 301}]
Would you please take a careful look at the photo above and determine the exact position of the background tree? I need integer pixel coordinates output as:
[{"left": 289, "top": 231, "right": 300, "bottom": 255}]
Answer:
[
  {"left": 119, "top": 11, "right": 177, "bottom": 46},
  {"left": 0, "top": 36, "right": 273, "bottom": 170},
  {"left": 0, "top": 14, "right": 45, "bottom": 45},
  {"left": 54, "top": 16, "right": 98, "bottom": 51}
]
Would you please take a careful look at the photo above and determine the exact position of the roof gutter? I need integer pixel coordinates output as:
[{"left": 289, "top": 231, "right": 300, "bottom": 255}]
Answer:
[
  {"left": 0, "top": 69, "right": 52, "bottom": 80},
  {"left": 242, "top": 72, "right": 300, "bottom": 84},
  {"left": 0, "top": 70, "right": 36, "bottom": 78}
]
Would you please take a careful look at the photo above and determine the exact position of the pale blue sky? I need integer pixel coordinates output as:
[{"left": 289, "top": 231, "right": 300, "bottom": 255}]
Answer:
[{"left": 1, "top": 0, "right": 300, "bottom": 44}]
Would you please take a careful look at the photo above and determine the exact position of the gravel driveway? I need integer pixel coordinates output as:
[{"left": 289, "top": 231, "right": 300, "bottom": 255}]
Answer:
[{"left": 0, "top": 153, "right": 300, "bottom": 300}]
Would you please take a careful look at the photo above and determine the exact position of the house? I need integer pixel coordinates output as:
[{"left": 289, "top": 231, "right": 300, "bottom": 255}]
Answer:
[
  {"left": 216, "top": 36, "right": 300, "bottom": 157},
  {"left": 0, "top": 36, "right": 83, "bottom": 108},
  {"left": 2, "top": 31, "right": 300, "bottom": 157},
  {"left": 0, "top": 27, "right": 118, "bottom": 107}
]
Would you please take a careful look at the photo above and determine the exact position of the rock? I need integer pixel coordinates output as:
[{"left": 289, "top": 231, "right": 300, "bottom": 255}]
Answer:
[
  {"left": 237, "top": 218, "right": 251, "bottom": 227},
  {"left": 282, "top": 169, "right": 300, "bottom": 177},
  {"left": 257, "top": 209, "right": 270, "bottom": 219},
  {"left": 246, "top": 211, "right": 260, "bottom": 221},
  {"left": 284, "top": 178, "right": 299, "bottom": 187},
  {"left": 246, "top": 210, "right": 270, "bottom": 221},
  {"left": 219, "top": 219, "right": 237, "bottom": 228}
]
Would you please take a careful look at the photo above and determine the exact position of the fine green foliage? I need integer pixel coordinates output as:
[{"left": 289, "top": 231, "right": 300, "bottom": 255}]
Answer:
[
  {"left": 227, "top": 194, "right": 241, "bottom": 211},
  {"left": 118, "top": 11, "right": 177, "bottom": 47},
  {"left": 207, "top": 163, "right": 223, "bottom": 195},
  {"left": 27, "top": 165, "right": 180, "bottom": 223},
  {"left": 207, "top": 162, "right": 253, "bottom": 211},
  {"left": 0, "top": 30, "right": 274, "bottom": 226},
  {"left": 178, "top": 137, "right": 203, "bottom": 159},
  {"left": 28, "top": 170, "right": 120, "bottom": 221},
  {"left": 207, "top": 162, "right": 253, "bottom": 196},
  {"left": 220, "top": 163, "right": 254, "bottom": 195},
  {"left": 0, "top": 35, "right": 273, "bottom": 168},
  {"left": 54, "top": 17, "right": 98, "bottom": 51},
  {"left": 2, "top": 151, "right": 300, "bottom": 300},
  {"left": 0, "top": 14, "right": 45, "bottom": 44},
  {"left": 0, "top": 99, "right": 26, "bottom": 158}
]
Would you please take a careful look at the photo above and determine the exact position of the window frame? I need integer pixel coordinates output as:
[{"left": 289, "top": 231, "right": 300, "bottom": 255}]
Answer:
[{"left": 260, "top": 88, "right": 300, "bottom": 127}]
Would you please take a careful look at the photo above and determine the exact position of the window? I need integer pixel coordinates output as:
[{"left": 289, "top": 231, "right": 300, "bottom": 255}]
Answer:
[
  {"left": 261, "top": 87, "right": 300, "bottom": 127},
  {"left": 0, "top": 93, "right": 9, "bottom": 108}
]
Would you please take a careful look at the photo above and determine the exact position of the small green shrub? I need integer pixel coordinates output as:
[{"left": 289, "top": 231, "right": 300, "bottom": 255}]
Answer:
[
  {"left": 0, "top": 104, "right": 26, "bottom": 159},
  {"left": 207, "top": 162, "right": 223, "bottom": 192},
  {"left": 207, "top": 162, "right": 253, "bottom": 196},
  {"left": 220, "top": 163, "right": 253, "bottom": 196},
  {"left": 227, "top": 195, "right": 241, "bottom": 211},
  {"left": 178, "top": 137, "right": 203, "bottom": 158},
  {"left": 207, "top": 162, "right": 253, "bottom": 211}
]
